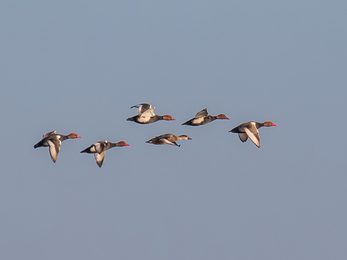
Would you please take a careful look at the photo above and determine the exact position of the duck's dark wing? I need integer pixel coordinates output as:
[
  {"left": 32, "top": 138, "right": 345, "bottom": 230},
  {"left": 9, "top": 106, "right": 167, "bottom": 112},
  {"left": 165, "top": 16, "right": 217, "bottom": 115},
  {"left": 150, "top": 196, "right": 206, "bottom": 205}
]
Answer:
[
  {"left": 194, "top": 108, "right": 208, "bottom": 118},
  {"left": 238, "top": 133, "right": 248, "bottom": 142},
  {"left": 42, "top": 131, "right": 56, "bottom": 139},
  {"left": 131, "top": 103, "right": 155, "bottom": 116}
]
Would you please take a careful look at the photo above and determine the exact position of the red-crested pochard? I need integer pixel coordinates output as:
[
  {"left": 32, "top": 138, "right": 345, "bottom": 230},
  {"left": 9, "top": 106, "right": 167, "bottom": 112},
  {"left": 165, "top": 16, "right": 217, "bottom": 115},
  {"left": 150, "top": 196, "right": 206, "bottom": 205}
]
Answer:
[
  {"left": 80, "top": 140, "right": 130, "bottom": 167},
  {"left": 127, "top": 103, "right": 176, "bottom": 124},
  {"left": 146, "top": 134, "right": 192, "bottom": 147},
  {"left": 229, "top": 121, "right": 277, "bottom": 148},
  {"left": 34, "top": 131, "right": 81, "bottom": 162},
  {"left": 182, "top": 108, "right": 229, "bottom": 126}
]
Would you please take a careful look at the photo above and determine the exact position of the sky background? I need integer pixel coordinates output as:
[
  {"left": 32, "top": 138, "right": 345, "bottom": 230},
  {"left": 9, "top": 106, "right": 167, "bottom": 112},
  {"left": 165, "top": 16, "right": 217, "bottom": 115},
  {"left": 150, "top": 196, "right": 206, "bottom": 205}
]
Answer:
[{"left": 1, "top": 0, "right": 347, "bottom": 259}]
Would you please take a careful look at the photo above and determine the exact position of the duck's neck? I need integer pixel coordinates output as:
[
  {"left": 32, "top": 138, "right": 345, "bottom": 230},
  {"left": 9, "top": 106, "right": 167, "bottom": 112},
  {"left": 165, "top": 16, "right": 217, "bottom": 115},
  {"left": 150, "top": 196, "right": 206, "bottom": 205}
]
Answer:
[
  {"left": 60, "top": 135, "right": 69, "bottom": 141},
  {"left": 255, "top": 122, "right": 264, "bottom": 129},
  {"left": 109, "top": 142, "right": 119, "bottom": 148},
  {"left": 210, "top": 115, "right": 217, "bottom": 121}
]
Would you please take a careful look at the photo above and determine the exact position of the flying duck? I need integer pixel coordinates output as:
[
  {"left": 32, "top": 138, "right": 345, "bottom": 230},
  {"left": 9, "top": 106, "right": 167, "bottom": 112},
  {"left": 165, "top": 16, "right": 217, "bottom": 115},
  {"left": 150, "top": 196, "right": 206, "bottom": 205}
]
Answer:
[
  {"left": 127, "top": 103, "right": 176, "bottom": 124},
  {"left": 229, "top": 121, "right": 277, "bottom": 147},
  {"left": 146, "top": 134, "right": 192, "bottom": 147},
  {"left": 34, "top": 131, "right": 81, "bottom": 162},
  {"left": 80, "top": 140, "right": 130, "bottom": 167},
  {"left": 182, "top": 108, "right": 229, "bottom": 126}
]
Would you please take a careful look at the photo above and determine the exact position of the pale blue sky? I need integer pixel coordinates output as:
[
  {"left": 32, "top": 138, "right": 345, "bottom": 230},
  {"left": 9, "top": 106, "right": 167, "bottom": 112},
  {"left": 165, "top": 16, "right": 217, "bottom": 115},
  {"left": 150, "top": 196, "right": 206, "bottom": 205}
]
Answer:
[{"left": 1, "top": 1, "right": 347, "bottom": 259}]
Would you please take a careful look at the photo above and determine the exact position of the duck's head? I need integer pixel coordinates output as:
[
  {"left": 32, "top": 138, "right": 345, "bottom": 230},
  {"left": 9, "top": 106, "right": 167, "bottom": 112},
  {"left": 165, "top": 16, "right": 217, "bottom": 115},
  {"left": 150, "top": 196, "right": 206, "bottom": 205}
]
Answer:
[
  {"left": 163, "top": 115, "right": 176, "bottom": 121},
  {"left": 178, "top": 135, "right": 192, "bottom": 140},
  {"left": 68, "top": 133, "right": 82, "bottom": 139},
  {"left": 116, "top": 141, "right": 130, "bottom": 147},
  {"left": 263, "top": 121, "right": 277, "bottom": 127},
  {"left": 216, "top": 114, "right": 230, "bottom": 120}
]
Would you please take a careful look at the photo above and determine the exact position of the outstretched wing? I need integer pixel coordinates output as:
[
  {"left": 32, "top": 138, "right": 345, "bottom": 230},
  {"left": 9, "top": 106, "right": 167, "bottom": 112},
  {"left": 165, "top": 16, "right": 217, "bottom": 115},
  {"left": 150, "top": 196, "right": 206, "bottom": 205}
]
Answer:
[
  {"left": 139, "top": 107, "right": 155, "bottom": 117},
  {"left": 159, "top": 138, "right": 180, "bottom": 147},
  {"left": 195, "top": 108, "right": 208, "bottom": 118},
  {"left": 244, "top": 126, "right": 260, "bottom": 147},
  {"left": 47, "top": 139, "right": 61, "bottom": 162},
  {"left": 42, "top": 131, "right": 56, "bottom": 139},
  {"left": 155, "top": 134, "right": 173, "bottom": 140},
  {"left": 131, "top": 103, "right": 155, "bottom": 116},
  {"left": 238, "top": 133, "right": 248, "bottom": 142},
  {"left": 94, "top": 151, "right": 106, "bottom": 167}
]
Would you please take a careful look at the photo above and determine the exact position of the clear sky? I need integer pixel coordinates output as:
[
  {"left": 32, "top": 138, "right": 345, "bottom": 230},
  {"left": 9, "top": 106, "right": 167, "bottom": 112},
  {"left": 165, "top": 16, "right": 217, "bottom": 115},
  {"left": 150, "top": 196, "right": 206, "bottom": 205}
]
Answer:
[{"left": 1, "top": 1, "right": 347, "bottom": 259}]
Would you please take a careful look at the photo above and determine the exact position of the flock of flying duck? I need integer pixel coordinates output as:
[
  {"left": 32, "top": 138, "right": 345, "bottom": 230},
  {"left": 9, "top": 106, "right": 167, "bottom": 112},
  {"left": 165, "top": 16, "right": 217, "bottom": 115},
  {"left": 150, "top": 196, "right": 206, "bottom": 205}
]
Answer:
[{"left": 34, "top": 103, "right": 277, "bottom": 168}]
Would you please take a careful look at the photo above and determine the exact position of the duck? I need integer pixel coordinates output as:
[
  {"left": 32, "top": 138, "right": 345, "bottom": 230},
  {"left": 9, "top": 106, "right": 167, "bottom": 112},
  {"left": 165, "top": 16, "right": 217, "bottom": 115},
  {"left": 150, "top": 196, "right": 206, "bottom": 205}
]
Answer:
[
  {"left": 182, "top": 108, "right": 230, "bottom": 126},
  {"left": 146, "top": 134, "right": 192, "bottom": 147},
  {"left": 229, "top": 121, "right": 277, "bottom": 148},
  {"left": 34, "top": 131, "right": 81, "bottom": 162},
  {"left": 127, "top": 103, "right": 176, "bottom": 124},
  {"left": 80, "top": 140, "right": 130, "bottom": 167}
]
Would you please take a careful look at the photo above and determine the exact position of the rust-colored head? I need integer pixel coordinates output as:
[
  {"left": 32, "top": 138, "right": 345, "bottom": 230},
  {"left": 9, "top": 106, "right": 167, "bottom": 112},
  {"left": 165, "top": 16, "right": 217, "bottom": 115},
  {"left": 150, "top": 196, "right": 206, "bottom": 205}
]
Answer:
[
  {"left": 263, "top": 121, "right": 277, "bottom": 127},
  {"left": 116, "top": 141, "right": 130, "bottom": 147},
  {"left": 68, "top": 133, "right": 82, "bottom": 139},
  {"left": 163, "top": 115, "right": 176, "bottom": 121},
  {"left": 216, "top": 114, "right": 230, "bottom": 120}
]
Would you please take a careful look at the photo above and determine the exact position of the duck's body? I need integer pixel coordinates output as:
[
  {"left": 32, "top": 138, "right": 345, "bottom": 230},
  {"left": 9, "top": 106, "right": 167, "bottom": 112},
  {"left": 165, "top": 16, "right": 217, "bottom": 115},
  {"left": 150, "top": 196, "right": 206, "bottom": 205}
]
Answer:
[
  {"left": 80, "top": 140, "right": 130, "bottom": 167},
  {"left": 146, "top": 133, "right": 192, "bottom": 147},
  {"left": 127, "top": 103, "right": 176, "bottom": 124},
  {"left": 127, "top": 114, "right": 175, "bottom": 124},
  {"left": 229, "top": 121, "right": 277, "bottom": 147},
  {"left": 182, "top": 108, "right": 229, "bottom": 126},
  {"left": 34, "top": 131, "right": 81, "bottom": 162}
]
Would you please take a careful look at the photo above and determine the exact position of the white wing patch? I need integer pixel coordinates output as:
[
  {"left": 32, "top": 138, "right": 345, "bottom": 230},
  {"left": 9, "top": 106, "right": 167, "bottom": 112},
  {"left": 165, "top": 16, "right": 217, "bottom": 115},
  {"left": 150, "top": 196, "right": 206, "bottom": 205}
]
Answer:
[
  {"left": 140, "top": 107, "right": 155, "bottom": 117},
  {"left": 159, "top": 138, "right": 176, "bottom": 146},
  {"left": 244, "top": 127, "right": 260, "bottom": 147},
  {"left": 94, "top": 151, "right": 106, "bottom": 167},
  {"left": 47, "top": 140, "right": 60, "bottom": 162},
  {"left": 132, "top": 104, "right": 155, "bottom": 116}
]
